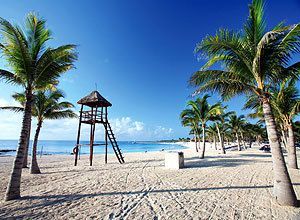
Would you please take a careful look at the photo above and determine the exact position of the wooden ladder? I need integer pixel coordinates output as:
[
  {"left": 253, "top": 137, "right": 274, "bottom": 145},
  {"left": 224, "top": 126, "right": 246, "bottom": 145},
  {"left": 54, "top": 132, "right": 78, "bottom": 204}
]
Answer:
[{"left": 104, "top": 122, "right": 125, "bottom": 164}]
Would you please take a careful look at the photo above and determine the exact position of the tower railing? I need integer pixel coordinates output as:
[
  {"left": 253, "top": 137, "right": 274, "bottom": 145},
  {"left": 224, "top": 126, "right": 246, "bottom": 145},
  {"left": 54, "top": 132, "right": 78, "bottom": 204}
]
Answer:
[{"left": 80, "top": 108, "right": 107, "bottom": 123}]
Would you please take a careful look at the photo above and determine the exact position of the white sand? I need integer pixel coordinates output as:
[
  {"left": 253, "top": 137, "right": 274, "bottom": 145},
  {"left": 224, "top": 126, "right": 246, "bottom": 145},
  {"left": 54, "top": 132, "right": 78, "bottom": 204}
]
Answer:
[{"left": 0, "top": 144, "right": 300, "bottom": 219}]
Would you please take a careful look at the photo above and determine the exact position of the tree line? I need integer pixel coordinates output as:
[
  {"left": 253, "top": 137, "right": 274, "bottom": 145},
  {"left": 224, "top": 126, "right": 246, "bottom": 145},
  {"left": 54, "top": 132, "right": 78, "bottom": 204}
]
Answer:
[
  {"left": 182, "top": 0, "right": 300, "bottom": 207},
  {"left": 0, "top": 13, "right": 78, "bottom": 201}
]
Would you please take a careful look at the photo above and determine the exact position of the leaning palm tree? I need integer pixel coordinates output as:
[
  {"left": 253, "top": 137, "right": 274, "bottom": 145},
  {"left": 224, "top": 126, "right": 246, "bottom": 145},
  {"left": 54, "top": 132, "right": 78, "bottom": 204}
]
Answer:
[
  {"left": 227, "top": 114, "right": 246, "bottom": 151},
  {"left": 186, "top": 95, "right": 221, "bottom": 158},
  {"left": 207, "top": 124, "right": 218, "bottom": 150},
  {"left": 212, "top": 106, "right": 234, "bottom": 154},
  {"left": 294, "top": 121, "right": 300, "bottom": 143},
  {"left": 181, "top": 107, "right": 200, "bottom": 152},
  {"left": 271, "top": 79, "right": 300, "bottom": 169},
  {"left": 245, "top": 78, "right": 300, "bottom": 168},
  {"left": 2, "top": 90, "right": 77, "bottom": 174},
  {"left": 0, "top": 13, "right": 77, "bottom": 201},
  {"left": 189, "top": 0, "right": 299, "bottom": 206},
  {"left": 242, "top": 122, "right": 260, "bottom": 148}
]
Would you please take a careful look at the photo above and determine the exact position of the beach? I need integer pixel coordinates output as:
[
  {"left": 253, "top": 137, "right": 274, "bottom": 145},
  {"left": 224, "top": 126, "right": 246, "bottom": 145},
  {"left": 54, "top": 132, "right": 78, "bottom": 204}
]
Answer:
[{"left": 0, "top": 144, "right": 300, "bottom": 219}]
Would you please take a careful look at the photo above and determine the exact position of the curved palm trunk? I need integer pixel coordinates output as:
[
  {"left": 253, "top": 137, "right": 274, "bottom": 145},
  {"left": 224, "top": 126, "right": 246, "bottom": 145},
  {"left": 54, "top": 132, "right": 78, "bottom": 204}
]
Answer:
[
  {"left": 249, "top": 139, "right": 252, "bottom": 148},
  {"left": 215, "top": 123, "right": 226, "bottom": 154},
  {"left": 200, "top": 125, "right": 206, "bottom": 159},
  {"left": 236, "top": 133, "right": 241, "bottom": 151},
  {"left": 22, "top": 126, "right": 31, "bottom": 168},
  {"left": 262, "top": 100, "right": 298, "bottom": 206},
  {"left": 5, "top": 90, "right": 33, "bottom": 201},
  {"left": 281, "top": 130, "right": 288, "bottom": 149},
  {"left": 194, "top": 135, "right": 198, "bottom": 152},
  {"left": 287, "top": 124, "right": 298, "bottom": 170},
  {"left": 213, "top": 135, "right": 218, "bottom": 150},
  {"left": 30, "top": 120, "right": 42, "bottom": 174},
  {"left": 240, "top": 132, "right": 246, "bottom": 149},
  {"left": 213, "top": 136, "right": 217, "bottom": 150}
]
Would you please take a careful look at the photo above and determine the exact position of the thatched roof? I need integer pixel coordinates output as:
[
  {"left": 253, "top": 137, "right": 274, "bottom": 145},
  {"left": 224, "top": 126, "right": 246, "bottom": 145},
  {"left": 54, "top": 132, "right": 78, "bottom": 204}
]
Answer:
[{"left": 77, "top": 91, "right": 112, "bottom": 107}]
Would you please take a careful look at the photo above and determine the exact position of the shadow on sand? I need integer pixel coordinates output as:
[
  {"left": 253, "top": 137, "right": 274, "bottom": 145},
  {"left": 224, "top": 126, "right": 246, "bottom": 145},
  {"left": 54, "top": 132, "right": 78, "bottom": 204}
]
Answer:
[
  {"left": 183, "top": 156, "right": 271, "bottom": 169},
  {"left": 4, "top": 182, "right": 299, "bottom": 219}
]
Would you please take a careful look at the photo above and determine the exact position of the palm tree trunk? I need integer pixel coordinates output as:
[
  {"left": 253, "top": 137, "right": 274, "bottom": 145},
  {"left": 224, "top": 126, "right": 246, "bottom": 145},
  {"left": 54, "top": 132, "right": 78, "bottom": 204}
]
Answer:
[
  {"left": 30, "top": 120, "right": 42, "bottom": 174},
  {"left": 287, "top": 124, "right": 298, "bottom": 170},
  {"left": 240, "top": 132, "right": 247, "bottom": 149},
  {"left": 281, "top": 129, "right": 287, "bottom": 149},
  {"left": 5, "top": 89, "right": 33, "bottom": 201},
  {"left": 236, "top": 133, "right": 241, "bottom": 151},
  {"left": 194, "top": 135, "right": 198, "bottom": 152},
  {"left": 22, "top": 126, "right": 31, "bottom": 168},
  {"left": 200, "top": 125, "right": 206, "bottom": 159},
  {"left": 215, "top": 123, "right": 226, "bottom": 154},
  {"left": 213, "top": 136, "right": 217, "bottom": 150},
  {"left": 262, "top": 99, "right": 298, "bottom": 206}
]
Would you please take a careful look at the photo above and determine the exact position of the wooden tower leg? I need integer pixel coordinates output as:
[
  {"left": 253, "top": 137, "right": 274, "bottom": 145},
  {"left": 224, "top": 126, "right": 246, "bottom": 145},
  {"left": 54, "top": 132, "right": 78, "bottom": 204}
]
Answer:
[
  {"left": 105, "top": 107, "right": 108, "bottom": 164},
  {"left": 90, "top": 107, "right": 95, "bottom": 166},
  {"left": 75, "top": 105, "right": 83, "bottom": 166},
  {"left": 105, "top": 123, "right": 108, "bottom": 164}
]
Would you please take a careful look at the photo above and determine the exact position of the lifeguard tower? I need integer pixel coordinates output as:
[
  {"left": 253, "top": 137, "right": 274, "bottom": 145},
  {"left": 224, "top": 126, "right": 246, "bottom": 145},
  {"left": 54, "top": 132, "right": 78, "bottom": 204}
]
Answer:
[{"left": 74, "top": 91, "right": 125, "bottom": 166}]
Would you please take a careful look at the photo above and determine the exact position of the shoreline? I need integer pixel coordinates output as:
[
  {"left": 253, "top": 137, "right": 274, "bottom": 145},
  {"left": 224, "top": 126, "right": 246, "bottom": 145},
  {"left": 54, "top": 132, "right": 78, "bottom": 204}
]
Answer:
[{"left": 0, "top": 141, "right": 188, "bottom": 157}]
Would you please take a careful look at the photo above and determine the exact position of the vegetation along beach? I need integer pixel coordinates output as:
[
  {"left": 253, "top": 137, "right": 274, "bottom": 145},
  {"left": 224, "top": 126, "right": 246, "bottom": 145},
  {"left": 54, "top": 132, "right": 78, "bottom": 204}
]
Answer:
[{"left": 0, "top": 0, "right": 300, "bottom": 219}]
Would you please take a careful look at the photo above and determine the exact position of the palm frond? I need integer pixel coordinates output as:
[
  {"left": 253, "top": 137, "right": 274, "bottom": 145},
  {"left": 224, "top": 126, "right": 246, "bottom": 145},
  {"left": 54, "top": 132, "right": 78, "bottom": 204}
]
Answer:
[
  {"left": 0, "top": 69, "right": 23, "bottom": 85},
  {"left": 244, "top": 0, "right": 266, "bottom": 56},
  {"left": 45, "top": 110, "right": 77, "bottom": 120},
  {"left": 0, "top": 106, "right": 24, "bottom": 113},
  {"left": 35, "top": 44, "right": 78, "bottom": 88}
]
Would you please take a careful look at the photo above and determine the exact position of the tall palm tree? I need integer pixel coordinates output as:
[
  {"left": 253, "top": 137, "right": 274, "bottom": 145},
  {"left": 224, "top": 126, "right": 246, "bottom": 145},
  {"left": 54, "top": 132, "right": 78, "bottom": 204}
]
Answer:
[
  {"left": 242, "top": 122, "right": 261, "bottom": 148},
  {"left": 2, "top": 90, "right": 77, "bottom": 174},
  {"left": 207, "top": 124, "right": 218, "bottom": 150},
  {"left": 245, "top": 78, "right": 300, "bottom": 168},
  {"left": 212, "top": 106, "right": 234, "bottom": 154},
  {"left": 271, "top": 79, "right": 300, "bottom": 169},
  {"left": 180, "top": 108, "right": 200, "bottom": 152},
  {"left": 227, "top": 114, "right": 246, "bottom": 151},
  {"left": 294, "top": 121, "right": 300, "bottom": 143},
  {"left": 189, "top": 0, "right": 299, "bottom": 206},
  {"left": 186, "top": 95, "right": 221, "bottom": 158},
  {"left": 0, "top": 13, "right": 77, "bottom": 201}
]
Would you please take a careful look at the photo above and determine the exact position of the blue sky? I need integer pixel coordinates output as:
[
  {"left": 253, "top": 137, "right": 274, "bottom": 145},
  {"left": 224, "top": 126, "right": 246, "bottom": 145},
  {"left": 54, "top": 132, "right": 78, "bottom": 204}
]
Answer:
[{"left": 0, "top": 0, "right": 299, "bottom": 140}]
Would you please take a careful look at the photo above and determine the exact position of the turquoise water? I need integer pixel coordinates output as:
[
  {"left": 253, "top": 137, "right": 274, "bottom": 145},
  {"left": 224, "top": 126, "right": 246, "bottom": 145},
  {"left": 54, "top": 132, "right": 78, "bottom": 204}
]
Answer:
[{"left": 0, "top": 140, "right": 186, "bottom": 156}]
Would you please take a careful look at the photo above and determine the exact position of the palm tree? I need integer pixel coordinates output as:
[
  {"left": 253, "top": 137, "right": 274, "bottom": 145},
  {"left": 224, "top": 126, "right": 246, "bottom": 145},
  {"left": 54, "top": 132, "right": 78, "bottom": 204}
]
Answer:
[
  {"left": 294, "top": 121, "right": 300, "bottom": 143},
  {"left": 227, "top": 114, "right": 246, "bottom": 151},
  {"left": 245, "top": 78, "right": 300, "bottom": 168},
  {"left": 180, "top": 108, "right": 200, "bottom": 152},
  {"left": 207, "top": 124, "right": 218, "bottom": 150},
  {"left": 0, "top": 13, "right": 77, "bottom": 201},
  {"left": 212, "top": 107, "right": 234, "bottom": 154},
  {"left": 2, "top": 90, "right": 77, "bottom": 174},
  {"left": 189, "top": 0, "right": 299, "bottom": 206},
  {"left": 186, "top": 95, "right": 221, "bottom": 159},
  {"left": 242, "top": 122, "right": 261, "bottom": 148},
  {"left": 271, "top": 79, "right": 300, "bottom": 169}
]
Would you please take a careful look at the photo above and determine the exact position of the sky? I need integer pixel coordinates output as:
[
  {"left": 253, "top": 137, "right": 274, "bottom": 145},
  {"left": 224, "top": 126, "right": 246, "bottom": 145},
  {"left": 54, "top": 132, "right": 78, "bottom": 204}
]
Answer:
[{"left": 0, "top": 0, "right": 299, "bottom": 141}]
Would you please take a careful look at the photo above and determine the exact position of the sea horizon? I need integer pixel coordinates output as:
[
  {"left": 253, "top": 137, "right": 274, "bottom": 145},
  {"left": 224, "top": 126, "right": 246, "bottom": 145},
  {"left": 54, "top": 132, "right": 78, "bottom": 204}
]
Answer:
[{"left": 0, "top": 139, "right": 186, "bottom": 156}]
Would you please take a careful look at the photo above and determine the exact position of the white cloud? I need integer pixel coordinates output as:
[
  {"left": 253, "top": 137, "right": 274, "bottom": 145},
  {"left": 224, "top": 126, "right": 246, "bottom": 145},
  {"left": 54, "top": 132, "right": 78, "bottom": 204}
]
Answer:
[
  {"left": 0, "top": 98, "right": 23, "bottom": 139},
  {"left": 0, "top": 98, "right": 173, "bottom": 141},
  {"left": 0, "top": 98, "right": 20, "bottom": 107}
]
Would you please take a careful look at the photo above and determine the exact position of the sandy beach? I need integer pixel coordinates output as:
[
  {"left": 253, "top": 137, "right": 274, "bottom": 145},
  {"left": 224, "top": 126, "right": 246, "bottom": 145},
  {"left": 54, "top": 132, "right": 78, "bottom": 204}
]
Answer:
[{"left": 0, "top": 144, "right": 300, "bottom": 219}]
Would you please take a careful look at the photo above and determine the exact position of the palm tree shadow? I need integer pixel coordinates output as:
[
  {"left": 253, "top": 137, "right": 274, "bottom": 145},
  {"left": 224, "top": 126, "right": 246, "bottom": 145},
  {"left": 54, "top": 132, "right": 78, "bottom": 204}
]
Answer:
[
  {"left": 239, "top": 153, "right": 272, "bottom": 158},
  {"left": 184, "top": 157, "right": 271, "bottom": 169},
  {"left": 8, "top": 183, "right": 300, "bottom": 217}
]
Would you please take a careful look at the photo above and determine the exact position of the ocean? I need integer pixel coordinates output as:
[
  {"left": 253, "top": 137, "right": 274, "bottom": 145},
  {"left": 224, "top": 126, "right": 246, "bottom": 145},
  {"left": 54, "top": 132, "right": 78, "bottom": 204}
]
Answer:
[{"left": 0, "top": 140, "right": 186, "bottom": 156}]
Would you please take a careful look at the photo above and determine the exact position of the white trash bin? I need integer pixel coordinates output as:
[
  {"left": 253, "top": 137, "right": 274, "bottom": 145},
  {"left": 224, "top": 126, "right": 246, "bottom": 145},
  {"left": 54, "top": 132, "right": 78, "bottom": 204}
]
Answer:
[{"left": 165, "top": 151, "right": 184, "bottom": 169}]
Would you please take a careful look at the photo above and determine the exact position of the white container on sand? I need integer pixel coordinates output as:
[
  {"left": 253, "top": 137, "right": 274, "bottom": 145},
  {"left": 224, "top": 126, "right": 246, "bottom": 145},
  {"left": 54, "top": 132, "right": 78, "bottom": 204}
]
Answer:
[{"left": 165, "top": 151, "right": 184, "bottom": 169}]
